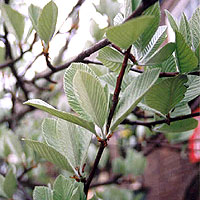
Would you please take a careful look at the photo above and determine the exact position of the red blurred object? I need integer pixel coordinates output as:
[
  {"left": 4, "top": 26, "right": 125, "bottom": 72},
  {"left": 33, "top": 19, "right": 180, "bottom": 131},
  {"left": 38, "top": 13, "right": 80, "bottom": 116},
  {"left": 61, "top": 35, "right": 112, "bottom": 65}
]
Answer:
[{"left": 189, "top": 107, "right": 200, "bottom": 163}]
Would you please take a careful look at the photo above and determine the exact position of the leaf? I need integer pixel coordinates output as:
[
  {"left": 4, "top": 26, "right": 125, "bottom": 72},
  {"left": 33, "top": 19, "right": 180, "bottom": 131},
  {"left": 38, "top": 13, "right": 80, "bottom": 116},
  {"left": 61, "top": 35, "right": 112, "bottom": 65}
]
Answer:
[
  {"left": 33, "top": 186, "right": 53, "bottom": 200},
  {"left": 175, "top": 31, "right": 198, "bottom": 73},
  {"left": 24, "top": 139, "right": 75, "bottom": 173},
  {"left": 155, "top": 118, "right": 198, "bottom": 133},
  {"left": 139, "top": 25, "right": 167, "bottom": 61},
  {"left": 106, "top": 15, "right": 154, "bottom": 49},
  {"left": 73, "top": 70, "right": 108, "bottom": 129},
  {"left": 165, "top": 10, "right": 178, "bottom": 32},
  {"left": 131, "top": 0, "right": 142, "bottom": 12},
  {"left": 64, "top": 63, "right": 97, "bottom": 121},
  {"left": 179, "top": 13, "right": 191, "bottom": 47},
  {"left": 134, "top": 2, "right": 161, "bottom": 51},
  {"left": 165, "top": 130, "right": 193, "bottom": 143},
  {"left": 97, "top": 47, "right": 132, "bottom": 73},
  {"left": 141, "top": 42, "right": 176, "bottom": 65},
  {"left": 3, "top": 169, "right": 17, "bottom": 198},
  {"left": 144, "top": 75, "right": 188, "bottom": 116},
  {"left": 160, "top": 55, "right": 177, "bottom": 73},
  {"left": 0, "top": 47, "right": 5, "bottom": 64},
  {"left": 190, "top": 7, "right": 200, "bottom": 50},
  {"left": 180, "top": 75, "right": 200, "bottom": 104},
  {"left": 112, "top": 157, "right": 126, "bottom": 174},
  {"left": 0, "top": 175, "right": 7, "bottom": 198},
  {"left": 0, "top": 3, "right": 25, "bottom": 41},
  {"left": 125, "top": 149, "right": 146, "bottom": 176},
  {"left": 28, "top": 4, "right": 42, "bottom": 32},
  {"left": 170, "top": 103, "right": 191, "bottom": 118},
  {"left": 42, "top": 118, "right": 92, "bottom": 170},
  {"left": 24, "top": 99, "right": 95, "bottom": 133},
  {"left": 111, "top": 68, "right": 160, "bottom": 131},
  {"left": 53, "top": 175, "right": 86, "bottom": 200},
  {"left": 37, "top": 1, "right": 58, "bottom": 44}
]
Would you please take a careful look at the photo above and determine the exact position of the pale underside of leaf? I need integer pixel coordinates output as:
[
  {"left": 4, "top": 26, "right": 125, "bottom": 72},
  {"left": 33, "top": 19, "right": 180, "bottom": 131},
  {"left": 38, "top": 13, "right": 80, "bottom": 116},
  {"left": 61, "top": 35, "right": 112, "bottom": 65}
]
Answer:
[
  {"left": 33, "top": 186, "right": 53, "bottom": 200},
  {"left": 24, "top": 99, "right": 95, "bottom": 134},
  {"left": 111, "top": 68, "right": 160, "bottom": 131},
  {"left": 73, "top": 70, "right": 107, "bottom": 130}
]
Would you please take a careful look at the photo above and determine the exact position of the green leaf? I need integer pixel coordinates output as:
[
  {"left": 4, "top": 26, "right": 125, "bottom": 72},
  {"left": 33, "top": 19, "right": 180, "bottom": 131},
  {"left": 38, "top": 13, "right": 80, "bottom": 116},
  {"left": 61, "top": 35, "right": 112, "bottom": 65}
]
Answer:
[
  {"left": 53, "top": 175, "right": 86, "bottom": 200},
  {"left": 0, "top": 47, "right": 5, "bottom": 64},
  {"left": 0, "top": 3, "right": 25, "bottom": 41},
  {"left": 179, "top": 13, "right": 191, "bottom": 47},
  {"left": 175, "top": 31, "right": 198, "bottom": 73},
  {"left": 125, "top": 149, "right": 146, "bottom": 176},
  {"left": 165, "top": 130, "right": 193, "bottom": 143},
  {"left": 33, "top": 186, "right": 53, "bottom": 200},
  {"left": 139, "top": 25, "right": 167, "bottom": 61},
  {"left": 112, "top": 157, "right": 126, "bottom": 174},
  {"left": 106, "top": 15, "right": 154, "bottom": 49},
  {"left": 24, "top": 139, "right": 75, "bottom": 173},
  {"left": 165, "top": 10, "right": 178, "bottom": 32},
  {"left": 111, "top": 68, "right": 160, "bottom": 131},
  {"left": 73, "top": 70, "right": 108, "bottom": 130},
  {"left": 155, "top": 118, "right": 198, "bottom": 133},
  {"left": 64, "top": 63, "right": 97, "bottom": 121},
  {"left": 134, "top": 2, "right": 160, "bottom": 51},
  {"left": 179, "top": 75, "right": 200, "bottom": 105},
  {"left": 24, "top": 99, "right": 95, "bottom": 133},
  {"left": 131, "top": 0, "right": 142, "bottom": 12},
  {"left": 0, "top": 175, "right": 7, "bottom": 198},
  {"left": 144, "top": 75, "right": 188, "bottom": 116},
  {"left": 170, "top": 103, "right": 191, "bottom": 118},
  {"left": 3, "top": 169, "right": 17, "bottom": 198},
  {"left": 160, "top": 55, "right": 177, "bottom": 73},
  {"left": 190, "top": 7, "right": 200, "bottom": 50},
  {"left": 28, "top": 4, "right": 42, "bottom": 32},
  {"left": 97, "top": 47, "right": 132, "bottom": 73},
  {"left": 42, "top": 118, "right": 92, "bottom": 170},
  {"left": 141, "top": 42, "right": 176, "bottom": 65},
  {"left": 37, "top": 1, "right": 58, "bottom": 44}
]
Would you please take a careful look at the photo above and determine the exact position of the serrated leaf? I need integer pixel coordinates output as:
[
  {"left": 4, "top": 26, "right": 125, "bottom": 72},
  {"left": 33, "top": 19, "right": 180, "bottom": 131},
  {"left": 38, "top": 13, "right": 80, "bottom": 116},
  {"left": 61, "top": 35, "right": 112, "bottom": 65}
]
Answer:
[
  {"left": 175, "top": 31, "right": 198, "bottom": 73},
  {"left": 28, "top": 4, "right": 42, "bottom": 32},
  {"left": 180, "top": 75, "right": 200, "bottom": 105},
  {"left": 134, "top": 2, "right": 160, "bottom": 51},
  {"left": 106, "top": 15, "right": 154, "bottom": 49},
  {"left": 125, "top": 149, "right": 146, "bottom": 176},
  {"left": 24, "top": 99, "right": 95, "bottom": 133},
  {"left": 37, "top": 1, "right": 58, "bottom": 44},
  {"left": 179, "top": 13, "right": 191, "bottom": 47},
  {"left": 33, "top": 186, "right": 53, "bottom": 200},
  {"left": 139, "top": 26, "right": 167, "bottom": 61},
  {"left": 97, "top": 46, "right": 132, "bottom": 73},
  {"left": 73, "top": 71, "right": 108, "bottom": 129},
  {"left": 144, "top": 75, "right": 188, "bottom": 116},
  {"left": 42, "top": 118, "right": 92, "bottom": 170},
  {"left": 190, "top": 7, "right": 200, "bottom": 50},
  {"left": 64, "top": 63, "right": 97, "bottom": 121},
  {"left": 165, "top": 10, "right": 178, "bottom": 32},
  {"left": 111, "top": 68, "right": 160, "bottom": 131},
  {"left": 0, "top": 3, "right": 25, "bottom": 41},
  {"left": 24, "top": 139, "right": 75, "bottom": 173},
  {"left": 141, "top": 42, "right": 175, "bottom": 65},
  {"left": 3, "top": 169, "right": 17, "bottom": 198},
  {"left": 53, "top": 175, "right": 86, "bottom": 200},
  {"left": 155, "top": 118, "right": 198, "bottom": 133}
]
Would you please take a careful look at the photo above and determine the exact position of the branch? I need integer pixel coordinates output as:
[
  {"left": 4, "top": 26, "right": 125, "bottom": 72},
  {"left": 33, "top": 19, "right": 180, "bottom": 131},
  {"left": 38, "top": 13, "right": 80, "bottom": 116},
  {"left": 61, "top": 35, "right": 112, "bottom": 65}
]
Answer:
[{"left": 122, "top": 112, "right": 200, "bottom": 128}]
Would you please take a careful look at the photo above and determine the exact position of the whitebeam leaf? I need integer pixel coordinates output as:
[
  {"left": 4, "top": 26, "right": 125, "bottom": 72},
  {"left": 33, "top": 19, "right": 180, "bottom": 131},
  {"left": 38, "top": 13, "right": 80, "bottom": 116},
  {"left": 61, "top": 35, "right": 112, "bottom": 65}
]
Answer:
[
  {"left": 37, "top": 1, "right": 58, "bottom": 44},
  {"left": 111, "top": 68, "right": 160, "bottom": 131},
  {"left": 28, "top": 4, "right": 42, "bottom": 32},
  {"left": 175, "top": 31, "right": 198, "bottom": 73},
  {"left": 33, "top": 187, "right": 53, "bottom": 200},
  {"left": 97, "top": 46, "right": 132, "bottom": 72},
  {"left": 165, "top": 10, "right": 178, "bottom": 32},
  {"left": 140, "top": 42, "right": 176, "bottom": 65},
  {"left": 64, "top": 63, "right": 97, "bottom": 121},
  {"left": 144, "top": 75, "right": 188, "bottom": 116},
  {"left": 42, "top": 118, "right": 92, "bottom": 170},
  {"left": 73, "top": 71, "right": 108, "bottom": 129},
  {"left": 24, "top": 140, "right": 75, "bottom": 173},
  {"left": 0, "top": 3, "right": 25, "bottom": 41},
  {"left": 106, "top": 15, "right": 154, "bottom": 49},
  {"left": 24, "top": 99, "right": 95, "bottom": 133}
]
